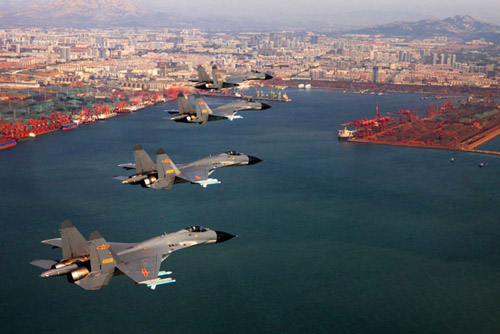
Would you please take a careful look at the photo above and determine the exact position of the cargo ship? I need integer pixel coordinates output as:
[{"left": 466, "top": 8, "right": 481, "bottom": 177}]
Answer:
[
  {"left": 83, "top": 115, "right": 97, "bottom": 124},
  {"left": 0, "top": 138, "right": 17, "bottom": 150},
  {"left": 61, "top": 123, "right": 79, "bottom": 131},
  {"left": 117, "top": 110, "right": 131, "bottom": 116},
  {"left": 97, "top": 112, "right": 117, "bottom": 120},
  {"left": 338, "top": 127, "right": 356, "bottom": 141}
]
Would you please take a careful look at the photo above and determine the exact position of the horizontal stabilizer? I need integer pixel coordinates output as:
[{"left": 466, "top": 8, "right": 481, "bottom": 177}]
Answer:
[
  {"left": 113, "top": 176, "right": 128, "bottom": 181},
  {"left": 42, "top": 238, "right": 62, "bottom": 248},
  {"left": 118, "top": 163, "right": 136, "bottom": 170},
  {"left": 30, "top": 259, "right": 57, "bottom": 269}
]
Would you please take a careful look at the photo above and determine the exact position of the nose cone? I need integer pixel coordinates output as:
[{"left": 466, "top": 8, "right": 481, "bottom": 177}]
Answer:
[
  {"left": 247, "top": 156, "right": 262, "bottom": 165},
  {"left": 260, "top": 103, "right": 271, "bottom": 110},
  {"left": 264, "top": 73, "right": 273, "bottom": 80},
  {"left": 215, "top": 231, "right": 236, "bottom": 243}
]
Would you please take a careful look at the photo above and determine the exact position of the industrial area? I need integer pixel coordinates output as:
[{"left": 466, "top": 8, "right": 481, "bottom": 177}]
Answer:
[
  {"left": 0, "top": 86, "right": 190, "bottom": 150},
  {"left": 339, "top": 98, "right": 500, "bottom": 155}
]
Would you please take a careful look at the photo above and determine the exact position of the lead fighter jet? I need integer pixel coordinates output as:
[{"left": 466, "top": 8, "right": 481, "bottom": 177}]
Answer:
[
  {"left": 193, "top": 65, "right": 272, "bottom": 90},
  {"left": 115, "top": 144, "right": 262, "bottom": 189},
  {"left": 169, "top": 93, "right": 270, "bottom": 124},
  {"left": 31, "top": 220, "right": 235, "bottom": 290}
]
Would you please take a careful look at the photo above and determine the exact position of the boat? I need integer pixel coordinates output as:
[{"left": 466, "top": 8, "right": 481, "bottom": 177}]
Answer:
[
  {"left": 254, "top": 87, "right": 292, "bottom": 102},
  {"left": 298, "top": 84, "right": 305, "bottom": 89},
  {"left": 305, "top": 84, "right": 312, "bottom": 89},
  {"left": 338, "top": 127, "right": 356, "bottom": 141},
  {"left": 83, "top": 115, "right": 97, "bottom": 124},
  {"left": 0, "top": 138, "right": 17, "bottom": 150},
  {"left": 61, "top": 123, "right": 79, "bottom": 131},
  {"left": 72, "top": 114, "right": 84, "bottom": 125},
  {"left": 117, "top": 109, "right": 132, "bottom": 116},
  {"left": 97, "top": 112, "right": 117, "bottom": 120},
  {"left": 129, "top": 104, "right": 145, "bottom": 112}
]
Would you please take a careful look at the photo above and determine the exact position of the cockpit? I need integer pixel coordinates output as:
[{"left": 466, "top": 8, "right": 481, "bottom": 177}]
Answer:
[
  {"left": 185, "top": 226, "right": 208, "bottom": 233},
  {"left": 225, "top": 151, "right": 242, "bottom": 156}
]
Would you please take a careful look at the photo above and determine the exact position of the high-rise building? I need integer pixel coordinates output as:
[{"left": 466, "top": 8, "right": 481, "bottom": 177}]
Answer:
[
  {"left": 59, "top": 47, "right": 70, "bottom": 61},
  {"left": 372, "top": 66, "right": 379, "bottom": 83},
  {"left": 446, "top": 55, "right": 452, "bottom": 66},
  {"left": 432, "top": 53, "right": 438, "bottom": 66},
  {"left": 99, "top": 48, "right": 108, "bottom": 59}
]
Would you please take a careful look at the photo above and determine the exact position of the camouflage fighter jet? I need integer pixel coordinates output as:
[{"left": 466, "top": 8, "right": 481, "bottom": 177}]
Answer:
[
  {"left": 169, "top": 93, "right": 270, "bottom": 124},
  {"left": 31, "top": 221, "right": 235, "bottom": 290},
  {"left": 115, "top": 145, "right": 262, "bottom": 189},
  {"left": 193, "top": 65, "right": 272, "bottom": 90}
]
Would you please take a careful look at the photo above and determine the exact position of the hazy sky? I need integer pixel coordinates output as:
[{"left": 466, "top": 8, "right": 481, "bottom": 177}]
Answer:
[{"left": 135, "top": 0, "right": 500, "bottom": 26}]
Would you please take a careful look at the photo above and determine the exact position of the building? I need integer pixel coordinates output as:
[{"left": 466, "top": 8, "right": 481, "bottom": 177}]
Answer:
[
  {"left": 372, "top": 66, "right": 379, "bottom": 83},
  {"left": 59, "top": 47, "right": 71, "bottom": 61}
]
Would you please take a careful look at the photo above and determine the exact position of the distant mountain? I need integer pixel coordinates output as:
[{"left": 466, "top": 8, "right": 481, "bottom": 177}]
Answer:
[
  {"left": 0, "top": 0, "right": 175, "bottom": 28},
  {"left": 350, "top": 15, "right": 500, "bottom": 42}
]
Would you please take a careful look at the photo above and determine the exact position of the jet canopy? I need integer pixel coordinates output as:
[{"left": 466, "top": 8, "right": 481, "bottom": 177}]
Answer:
[
  {"left": 185, "top": 226, "right": 208, "bottom": 233},
  {"left": 225, "top": 151, "right": 242, "bottom": 156}
]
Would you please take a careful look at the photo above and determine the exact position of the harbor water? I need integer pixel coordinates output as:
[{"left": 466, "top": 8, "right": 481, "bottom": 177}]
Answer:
[{"left": 1, "top": 89, "right": 499, "bottom": 333}]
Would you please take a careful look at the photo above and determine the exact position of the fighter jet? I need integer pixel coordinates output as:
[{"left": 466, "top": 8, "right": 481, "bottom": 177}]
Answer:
[
  {"left": 193, "top": 65, "right": 272, "bottom": 90},
  {"left": 31, "top": 220, "right": 235, "bottom": 290},
  {"left": 169, "top": 93, "right": 270, "bottom": 124},
  {"left": 115, "top": 144, "right": 262, "bottom": 189}
]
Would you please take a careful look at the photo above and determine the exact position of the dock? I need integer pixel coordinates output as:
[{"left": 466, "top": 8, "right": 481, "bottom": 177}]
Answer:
[{"left": 342, "top": 100, "right": 500, "bottom": 156}]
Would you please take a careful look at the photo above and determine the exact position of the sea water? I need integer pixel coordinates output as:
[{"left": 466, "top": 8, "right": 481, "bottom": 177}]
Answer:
[{"left": 0, "top": 90, "right": 499, "bottom": 334}]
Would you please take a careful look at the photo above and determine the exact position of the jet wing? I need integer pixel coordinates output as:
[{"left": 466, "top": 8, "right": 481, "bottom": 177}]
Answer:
[
  {"left": 116, "top": 254, "right": 162, "bottom": 283},
  {"left": 178, "top": 166, "right": 221, "bottom": 187},
  {"left": 111, "top": 246, "right": 174, "bottom": 289}
]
